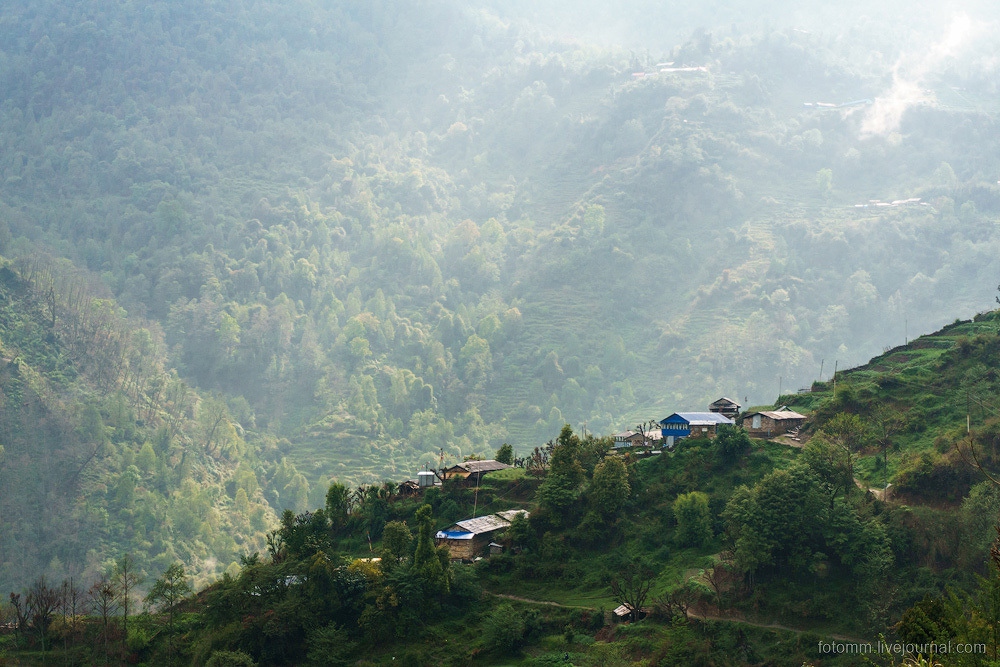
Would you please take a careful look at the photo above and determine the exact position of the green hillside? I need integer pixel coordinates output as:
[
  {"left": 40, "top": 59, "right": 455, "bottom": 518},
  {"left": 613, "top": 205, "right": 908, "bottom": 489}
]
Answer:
[
  {"left": 782, "top": 310, "right": 1000, "bottom": 505},
  {"left": 12, "top": 312, "right": 1000, "bottom": 665},
  {"left": 3, "top": 0, "right": 1000, "bottom": 602},
  {"left": 0, "top": 256, "right": 281, "bottom": 594}
]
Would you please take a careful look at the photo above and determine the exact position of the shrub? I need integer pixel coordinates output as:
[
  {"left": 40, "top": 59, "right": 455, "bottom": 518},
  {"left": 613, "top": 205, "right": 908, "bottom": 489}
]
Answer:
[
  {"left": 205, "top": 650, "right": 258, "bottom": 667},
  {"left": 673, "top": 491, "right": 712, "bottom": 548},
  {"left": 482, "top": 603, "right": 526, "bottom": 655}
]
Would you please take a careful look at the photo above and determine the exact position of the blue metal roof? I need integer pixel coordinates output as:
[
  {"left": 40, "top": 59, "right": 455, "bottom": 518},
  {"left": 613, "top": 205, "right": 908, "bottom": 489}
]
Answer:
[
  {"left": 660, "top": 412, "right": 734, "bottom": 426},
  {"left": 436, "top": 530, "right": 474, "bottom": 540}
]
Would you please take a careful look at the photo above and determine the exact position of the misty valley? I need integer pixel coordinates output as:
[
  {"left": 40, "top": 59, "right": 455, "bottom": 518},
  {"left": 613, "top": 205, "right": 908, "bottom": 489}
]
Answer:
[{"left": 2, "top": 0, "right": 1000, "bottom": 664}]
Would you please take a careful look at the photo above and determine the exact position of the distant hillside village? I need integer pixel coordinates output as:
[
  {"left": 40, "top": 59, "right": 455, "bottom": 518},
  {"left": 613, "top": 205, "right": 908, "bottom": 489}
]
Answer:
[
  {"left": 612, "top": 397, "right": 806, "bottom": 448},
  {"left": 428, "top": 397, "right": 806, "bottom": 561}
]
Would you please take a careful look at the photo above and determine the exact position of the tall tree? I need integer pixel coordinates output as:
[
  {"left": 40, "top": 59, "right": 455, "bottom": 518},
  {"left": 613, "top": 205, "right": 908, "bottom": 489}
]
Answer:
[
  {"left": 380, "top": 521, "right": 413, "bottom": 566},
  {"left": 145, "top": 562, "right": 192, "bottom": 659},
  {"left": 537, "top": 425, "right": 584, "bottom": 520},
  {"left": 88, "top": 575, "right": 118, "bottom": 661},
  {"left": 820, "top": 413, "right": 869, "bottom": 487},
  {"left": 325, "top": 481, "right": 351, "bottom": 530},
  {"left": 495, "top": 443, "right": 514, "bottom": 465},
  {"left": 114, "top": 555, "right": 142, "bottom": 650},
  {"left": 673, "top": 491, "right": 712, "bottom": 548},
  {"left": 590, "top": 456, "right": 630, "bottom": 517},
  {"left": 412, "top": 504, "right": 448, "bottom": 593}
]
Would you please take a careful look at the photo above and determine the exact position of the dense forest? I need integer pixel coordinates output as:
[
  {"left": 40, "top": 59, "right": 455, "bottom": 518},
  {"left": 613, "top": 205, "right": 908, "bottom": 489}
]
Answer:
[{"left": 2, "top": 0, "right": 1000, "bottom": 635}]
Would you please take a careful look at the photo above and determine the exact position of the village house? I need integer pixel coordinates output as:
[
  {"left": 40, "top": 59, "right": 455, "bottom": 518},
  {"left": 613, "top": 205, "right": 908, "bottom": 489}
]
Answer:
[
  {"left": 613, "top": 430, "right": 655, "bottom": 449},
  {"left": 708, "top": 397, "right": 741, "bottom": 418},
  {"left": 739, "top": 409, "right": 807, "bottom": 437},
  {"left": 441, "top": 459, "right": 511, "bottom": 483},
  {"left": 434, "top": 509, "right": 529, "bottom": 560},
  {"left": 396, "top": 480, "right": 421, "bottom": 496},
  {"left": 658, "top": 412, "right": 734, "bottom": 448}
]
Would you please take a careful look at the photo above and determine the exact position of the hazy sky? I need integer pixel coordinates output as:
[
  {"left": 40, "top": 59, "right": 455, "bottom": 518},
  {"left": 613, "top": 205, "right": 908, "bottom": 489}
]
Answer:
[{"left": 478, "top": 0, "right": 1000, "bottom": 54}]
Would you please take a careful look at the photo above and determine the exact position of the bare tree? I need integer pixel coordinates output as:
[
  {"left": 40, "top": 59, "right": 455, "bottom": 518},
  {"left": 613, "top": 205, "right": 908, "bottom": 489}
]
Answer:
[
  {"left": 526, "top": 441, "right": 552, "bottom": 477},
  {"left": 114, "top": 555, "right": 141, "bottom": 650},
  {"left": 88, "top": 575, "right": 118, "bottom": 661},
  {"left": 869, "top": 402, "right": 902, "bottom": 494},
  {"left": 610, "top": 562, "right": 655, "bottom": 623},
  {"left": 704, "top": 551, "right": 739, "bottom": 609},
  {"left": 654, "top": 580, "right": 701, "bottom": 621},
  {"left": 634, "top": 419, "right": 660, "bottom": 448},
  {"left": 26, "top": 576, "right": 61, "bottom": 651},
  {"left": 820, "top": 413, "right": 868, "bottom": 489},
  {"left": 9, "top": 592, "right": 29, "bottom": 645},
  {"left": 61, "top": 578, "right": 86, "bottom": 655}
]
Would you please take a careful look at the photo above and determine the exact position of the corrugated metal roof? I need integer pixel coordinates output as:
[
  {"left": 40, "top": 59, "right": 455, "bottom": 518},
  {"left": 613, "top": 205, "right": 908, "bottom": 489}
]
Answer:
[
  {"left": 455, "top": 515, "right": 509, "bottom": 534},
  {"left": 747, "top": 410, "right": 806, "bottom": 420},
  {"left": 710, "top": 397, "right": 740, "bottom": 406},
  {"left": 496, "top": 509, "right": 529, "bottom": 522},
  {"left": 447, "top": 459, "right": 512, "bottom": 474},
  {"left": 443, "top": 509, "right": 530, "bottom": 536},
  {"left": 662, "top": 412, "right": 735, "bottom": 426}
]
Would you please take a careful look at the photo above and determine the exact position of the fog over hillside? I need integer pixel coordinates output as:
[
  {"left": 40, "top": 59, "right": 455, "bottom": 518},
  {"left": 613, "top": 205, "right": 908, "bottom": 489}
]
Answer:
[{"left": 2, "top": 0, "right": 1000, "bottom": 592}]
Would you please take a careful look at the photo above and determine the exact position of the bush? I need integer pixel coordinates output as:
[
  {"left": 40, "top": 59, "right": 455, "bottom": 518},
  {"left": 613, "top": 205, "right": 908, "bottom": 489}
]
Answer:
[
  {"left": 206, "top": 650, "right": 258, "bottom": 667},
  {"left": 715, "top": 426, "right": 751, "bottom": 463},
  {"left": 306, "top": 624, "right": 354, "bottom": 666},
  {"left": 482, "top": 602, "right": 526, "bottom": 655},
  {"left": 673, "top": 491, "right": 712, "bottom": 548}
]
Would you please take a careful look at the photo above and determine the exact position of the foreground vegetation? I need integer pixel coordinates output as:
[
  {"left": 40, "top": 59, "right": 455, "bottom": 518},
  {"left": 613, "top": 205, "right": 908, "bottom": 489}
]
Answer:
[{"left": 9, "top": 308, "right": 1000, "bottom": 664}]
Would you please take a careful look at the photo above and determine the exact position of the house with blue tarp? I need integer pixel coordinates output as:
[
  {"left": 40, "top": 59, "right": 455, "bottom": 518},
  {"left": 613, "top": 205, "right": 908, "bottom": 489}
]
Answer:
[
  {"left": 658, "top": 412, "right": 734, "bottom": 448},
  {"left": 434, "top": 509, "right": 529, "bottom": 560}
]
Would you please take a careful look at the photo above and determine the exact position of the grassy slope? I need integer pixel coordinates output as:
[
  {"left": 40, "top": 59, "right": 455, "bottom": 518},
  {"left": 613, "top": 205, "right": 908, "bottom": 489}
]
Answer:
[{"left": 780, "top": 310, "right": 1000, "bottom": 488}]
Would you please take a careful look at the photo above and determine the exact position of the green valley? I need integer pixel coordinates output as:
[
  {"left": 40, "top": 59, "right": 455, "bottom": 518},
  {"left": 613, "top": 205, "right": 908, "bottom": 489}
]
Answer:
[
  {"left": 2, "top": 0, "right": 1000, "bottom": 663},
  {"left": 6, "top": 312, "right": 1000, "bottom": 664}
]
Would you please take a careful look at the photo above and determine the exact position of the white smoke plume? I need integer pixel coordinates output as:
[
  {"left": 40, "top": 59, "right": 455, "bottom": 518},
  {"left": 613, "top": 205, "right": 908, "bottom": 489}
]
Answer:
[{"left": 860, "top": 14, "right": 986, "bottom": 138}]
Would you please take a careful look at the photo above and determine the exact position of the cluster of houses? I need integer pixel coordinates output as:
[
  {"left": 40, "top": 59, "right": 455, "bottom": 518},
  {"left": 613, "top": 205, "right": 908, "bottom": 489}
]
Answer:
[
  {"left": 431, "top": 398, "right": 807, "bottom": 560},
  {"left": 614, "top": 397, "right": 806, "bottom": 449}
]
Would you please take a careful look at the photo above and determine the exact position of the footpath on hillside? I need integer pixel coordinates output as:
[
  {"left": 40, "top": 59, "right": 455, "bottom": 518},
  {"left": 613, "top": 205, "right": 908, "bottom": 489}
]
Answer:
[{"left": 488, "top": 592, "right": 866, "bottom": 643}]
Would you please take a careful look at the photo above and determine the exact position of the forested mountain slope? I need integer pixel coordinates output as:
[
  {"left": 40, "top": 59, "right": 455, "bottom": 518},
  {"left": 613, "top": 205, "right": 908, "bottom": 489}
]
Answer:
[
  {"left": 0, "top": 256, "right": 278, "bottom": 594},
  {"left": 2, "top": 0, "right": 1000, "bottom": 590}
]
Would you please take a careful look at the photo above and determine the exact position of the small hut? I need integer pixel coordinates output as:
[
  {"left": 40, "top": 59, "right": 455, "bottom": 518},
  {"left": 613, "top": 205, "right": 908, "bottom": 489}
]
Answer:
[
  {"left": 740, "top": 410, "right": 806, "bottom": 437},
  {"left": 442, "top": 459, "right": 511, "bottom": 483}
]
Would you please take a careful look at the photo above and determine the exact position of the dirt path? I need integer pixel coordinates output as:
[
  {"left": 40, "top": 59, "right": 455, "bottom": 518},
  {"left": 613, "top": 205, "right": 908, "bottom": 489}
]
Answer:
[
  {"left": 488, "top": 591, "right": 866, "bottom": 642},
  {"left": 854, "top": 477, "right": 892, "bottom": 500},
  {"left": 687, "top": 611, "right": 866, "bottom": 642},
  {"left": 492, "top": 592, "right": 594, "bottom": 609}
]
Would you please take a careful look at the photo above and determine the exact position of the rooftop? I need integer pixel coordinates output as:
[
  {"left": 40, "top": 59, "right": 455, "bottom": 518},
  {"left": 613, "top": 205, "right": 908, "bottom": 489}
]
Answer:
[
  {"left": 710, "top": 397, "right": 740, "bottom": 406},
  {"left": 436, "top": 509, "right": 530, "bottom": 539},
  {"left": 445, "top": 459, "right": 512, "bottom": 474},
  {"left": 746, "top": 410, "right": 806, "bottom": 421},
  {"left": 660, "top": 412, "right": 735, "bottom": 426}
]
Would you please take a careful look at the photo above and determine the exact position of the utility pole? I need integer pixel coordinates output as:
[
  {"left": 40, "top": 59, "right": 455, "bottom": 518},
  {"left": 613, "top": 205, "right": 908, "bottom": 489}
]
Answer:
[
  {"left": 472, "top": 472, "right": 481, "bottom": 518},
  {"left": 833, "top": 361, "right": 838, "bottom": 394}
]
